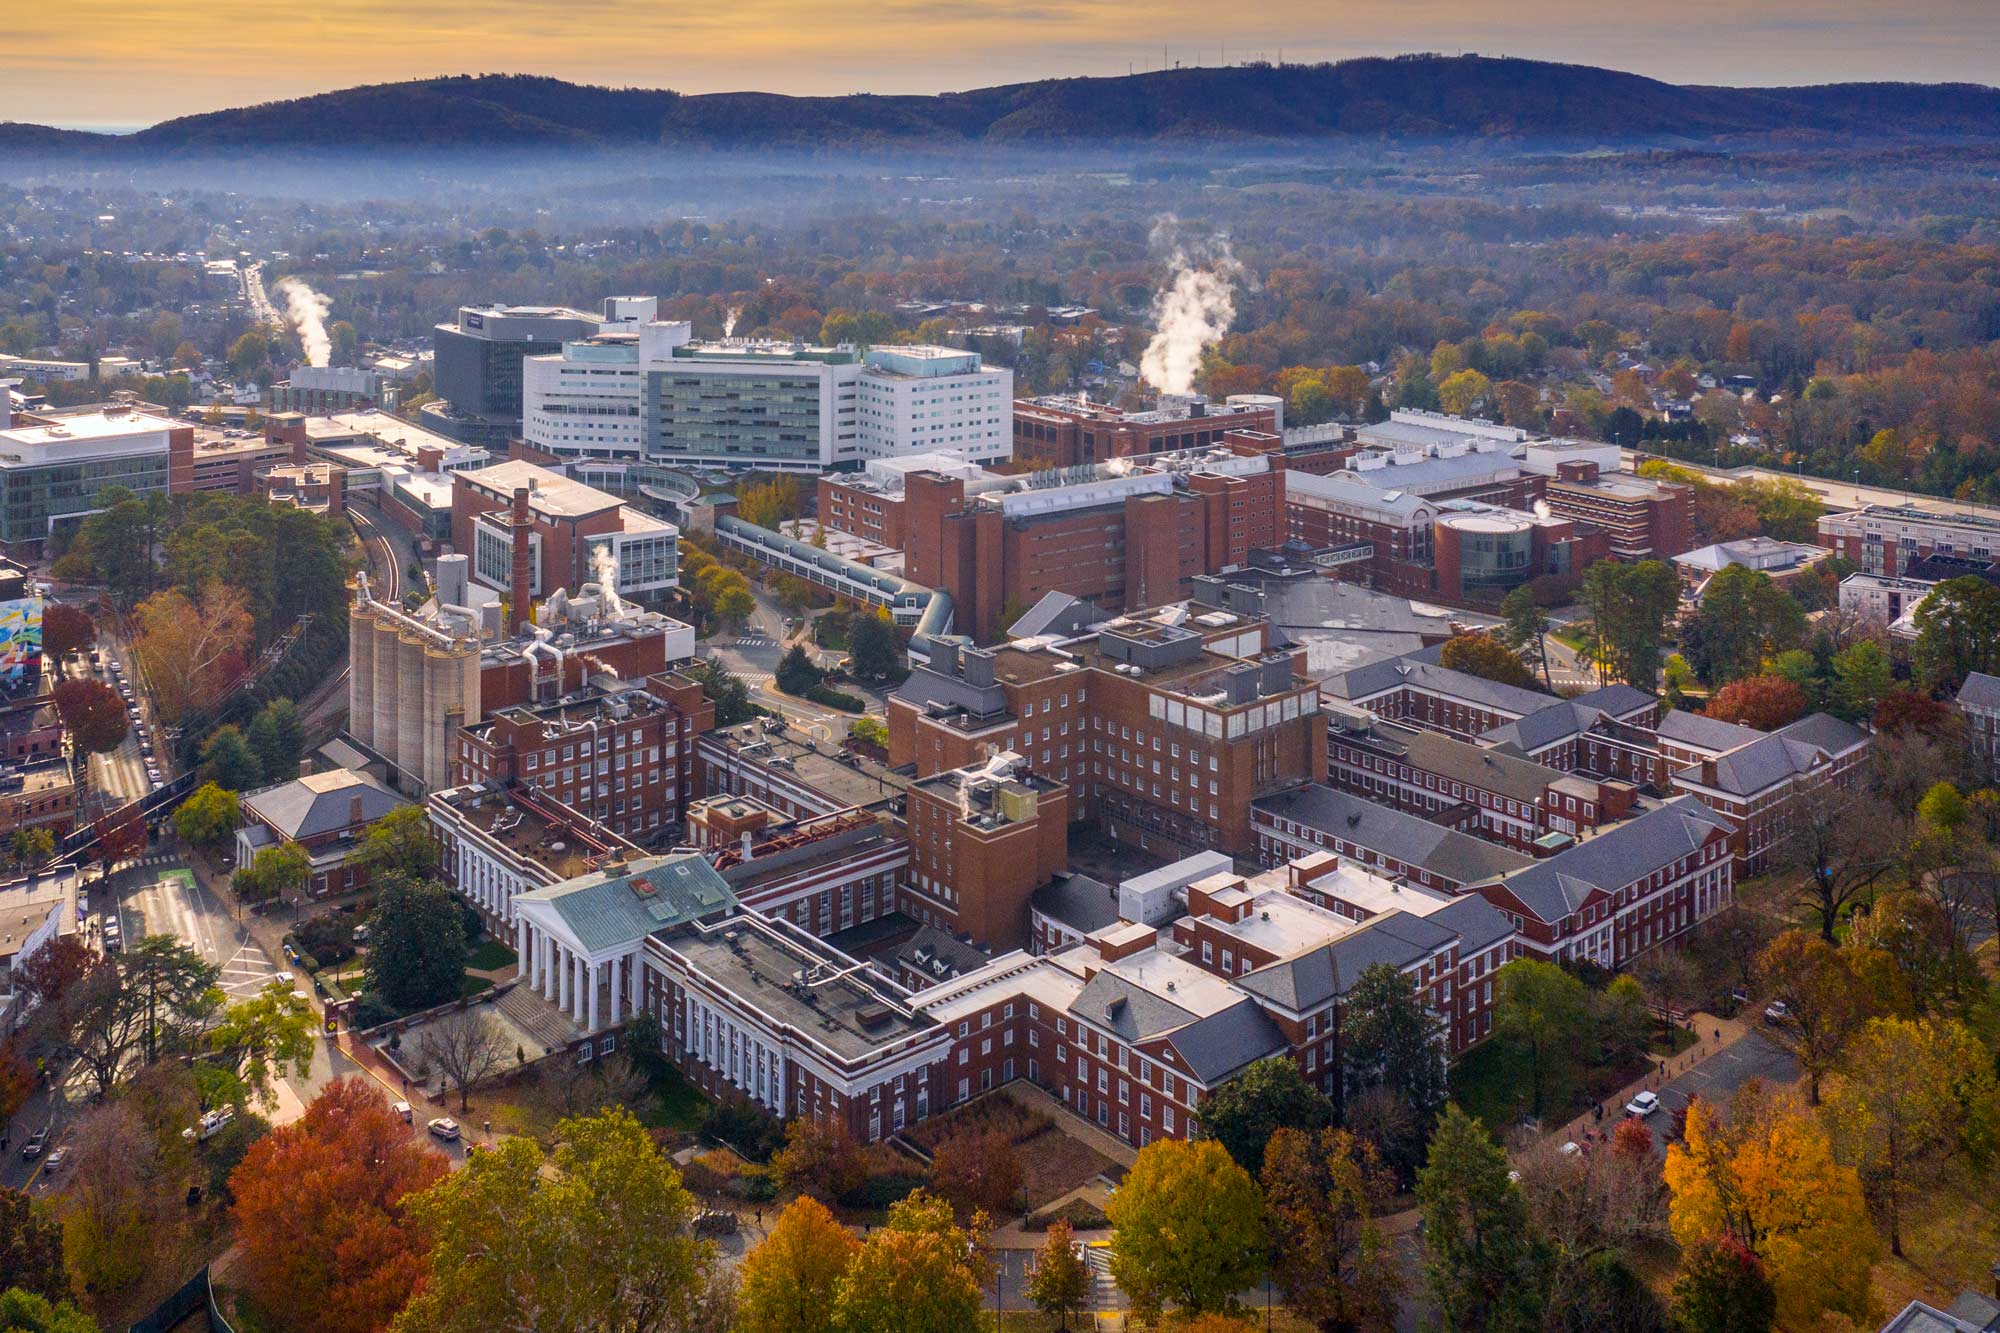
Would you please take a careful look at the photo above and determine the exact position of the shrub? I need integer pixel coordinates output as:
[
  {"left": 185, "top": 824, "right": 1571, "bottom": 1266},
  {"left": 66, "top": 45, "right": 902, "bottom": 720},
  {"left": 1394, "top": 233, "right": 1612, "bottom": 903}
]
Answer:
[
  {"left": 350, "top": 994, "right": 399, "bottom": 1029},
  {"left": 700, "top": 1094, "right": 786, "bottom": 1162},
  {"left": 293, "top": 913, "right": 356, "bottom": 967},
  {"left": 806, "top": 686, "right": 865, "bottom": 712}
]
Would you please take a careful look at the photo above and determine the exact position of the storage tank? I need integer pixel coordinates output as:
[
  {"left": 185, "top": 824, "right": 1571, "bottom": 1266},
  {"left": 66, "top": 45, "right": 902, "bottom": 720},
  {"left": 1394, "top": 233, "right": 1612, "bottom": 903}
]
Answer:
[
  {"left": 371, "top": 615, "right": 401, "bottom": 769},
  {"left": 395, "top": 628, "right": 426, "bottom": 782},
  {"left": 348, "top": 598, "right": 376, "bottom": 748}
]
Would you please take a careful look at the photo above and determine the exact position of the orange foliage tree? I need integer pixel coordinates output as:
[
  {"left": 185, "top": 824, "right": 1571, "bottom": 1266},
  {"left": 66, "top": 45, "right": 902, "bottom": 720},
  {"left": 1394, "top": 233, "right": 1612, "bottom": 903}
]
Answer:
[{"left": 230, "top": 1077, "right": 447, "bottom": 1333}]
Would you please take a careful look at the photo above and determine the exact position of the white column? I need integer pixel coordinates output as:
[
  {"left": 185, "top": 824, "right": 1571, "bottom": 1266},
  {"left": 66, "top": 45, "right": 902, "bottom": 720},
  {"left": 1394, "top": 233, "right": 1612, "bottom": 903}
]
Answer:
[
  {"left": 558, "top": 943, "right": 571, "bottom": 1012},
  {"left": 516, "top": 916, "right": 529, "bottom": 982},
  {"left": 541, "top": 932, "right": 554, "bottom": 999},
  {"left": 587, "top": 961, "right": 601, "bottom": 1032}
]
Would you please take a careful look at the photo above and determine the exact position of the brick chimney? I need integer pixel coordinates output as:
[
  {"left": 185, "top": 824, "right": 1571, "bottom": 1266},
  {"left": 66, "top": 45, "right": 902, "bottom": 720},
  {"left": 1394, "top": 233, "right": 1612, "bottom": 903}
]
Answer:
[
  {"left": 348, "top": 795, "right": 364, "bottom": 827},
  {"left": 509, "top": 486, "right": 534, "bottom": 633}
]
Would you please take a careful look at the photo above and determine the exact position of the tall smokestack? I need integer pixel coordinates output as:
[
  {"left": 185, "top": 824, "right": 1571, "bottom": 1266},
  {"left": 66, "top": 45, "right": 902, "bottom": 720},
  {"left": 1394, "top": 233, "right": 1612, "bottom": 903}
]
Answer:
[{"left": 510, "top": 487, "right": 534, "bottom": 634}]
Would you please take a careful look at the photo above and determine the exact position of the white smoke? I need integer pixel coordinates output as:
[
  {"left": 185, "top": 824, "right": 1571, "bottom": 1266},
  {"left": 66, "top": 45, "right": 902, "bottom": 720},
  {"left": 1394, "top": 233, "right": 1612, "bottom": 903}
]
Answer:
[
  {"left": 593, "top": 544, "right": 627, "bottom": 618},
  {"left": 1138, "top": 222, "right": 1243, "bottom": 396},
  {"left": 272, "top": 277, "right": 333, "bottom": 367},
  {"left": 723, "top": 306, "right": 742, "bottom": 337}
]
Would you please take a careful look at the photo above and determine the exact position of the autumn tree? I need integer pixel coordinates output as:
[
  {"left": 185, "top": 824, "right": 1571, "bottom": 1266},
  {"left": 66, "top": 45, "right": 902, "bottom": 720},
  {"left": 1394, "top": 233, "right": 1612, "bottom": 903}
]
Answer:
[
  {"left": 58, "top": 1100, "right": 184, "bottom": 1297},
  {"left": 830, "top": 1190, "right": 992, "bottom": 1333},
  {"left": 38, "top": 606, "right": 94, "bottom": 662},
  {"left": 203, "top": 980, "right": 316, "bottom": 1110},
  {"left": 1579, "top": 559, "right": 1680, "bottom": 688},
  {"left": 1824, "top": 1016, "right": 1997, "bottom": 1257},
  {"left": 1438, "top": 368, "right": 1492, "bottom": 416},
  {"left": 930, "top": 1129, "right": 1022, "bottom": 1217},
  {"left": 172, "top": 782, "right": 240, "bottom": 848},
  {"left": 396, "top": 1108, "right": 716, "bottom": 1333},
  {"left": 47, "top": 679, "right": 126, "bottom": 755},
  {"left": 1495, "top": 958, "right": 1590, "bottom": 1119},
  {"left": 233, "top": 841, "right": 310, "bottom": 907},
  {"left": 1754, "top": 930, "right": 1872, "bottom": 1103},
  {"left": 1701, "top": 675, "right": 1807, "bottom": 731},
  {"left": 1025, "top": 1218, "right": 1091, "bottom": 1331},
  {"left": 131, "top": 579, "right": 253, "bottom": 724},
  {"left": 737, "top": 1195, "right": 859, "bottom": 1333},
  {"left": 232, "top": 1077, "right": 447, "bottom": 1333},
  {"left": 771, "top": 1114, "right": 866, "bottom": 1202},
  {"left": 1830, "top": 639, "right": 1893, "bottom": 722},
  {"left": 354, "top": 804, "right": 443, "bottom": 883},
  {"left": 1417, "top": 1105, "right": 1546, "bottom": 1333},
  {"left": 1439, "top": 632, "right": 1538, "bottom": 691},
  {"left": 1262, "top": 1126, "right": 1399, "bottom": 1332},
  {"left": 1106, "top": 1138, "right": 1266, "bottom": 1320},
  {"left": 1672, "top": 1237, "right": 1775, "bottom": 1333},
  {"left": 1196, "top": 1055, "right": 1334, "bottom": 1175},
  {"left": 848, "top": 607, "right": 903, "bottom": 681},
  {"left": 1664, "top": 1093, "right": 1877, "bottom": 1329}
]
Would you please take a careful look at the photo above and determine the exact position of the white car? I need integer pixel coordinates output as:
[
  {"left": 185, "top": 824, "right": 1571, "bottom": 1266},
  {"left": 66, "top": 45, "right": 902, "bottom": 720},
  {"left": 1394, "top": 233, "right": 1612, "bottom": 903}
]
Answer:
[
  {"left": 428, "top": 1117, "right": 461, "bottom": 1141},
  {"left": 1764, "top": 1000, "right": 1791, "bottom": 1023},
  {"left": 1624, "top": 1091, "right": 1661, "bottom": 1117}
]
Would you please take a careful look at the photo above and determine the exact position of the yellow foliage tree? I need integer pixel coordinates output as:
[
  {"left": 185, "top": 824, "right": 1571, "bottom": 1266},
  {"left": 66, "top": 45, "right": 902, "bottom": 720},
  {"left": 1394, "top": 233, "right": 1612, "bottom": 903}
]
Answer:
[
  {"left": 1665, "top": 1093, "right": 1879, "bottom": 1328},
  {"left": 737, "top": 1195, "right": 859, "bottom": 1333}
]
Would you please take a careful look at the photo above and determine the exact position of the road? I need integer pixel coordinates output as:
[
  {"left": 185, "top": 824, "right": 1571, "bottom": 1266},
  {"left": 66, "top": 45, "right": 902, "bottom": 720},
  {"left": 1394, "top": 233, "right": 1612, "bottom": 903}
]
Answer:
[
  {"left": 243, "top": 259, "right": 281, "bottom": 330},
  {"left": 53, "top": 634, "right": 166, "bottom": 815},
  {"left": 698, "top": 585, "right": 885, "bottom": 744},
  {"left": 1642, "top": 1029, "right": 1799, "bottom": 1151},
  {"left": 1620, "top": 448, "right": 2000, "bottom": 523}
]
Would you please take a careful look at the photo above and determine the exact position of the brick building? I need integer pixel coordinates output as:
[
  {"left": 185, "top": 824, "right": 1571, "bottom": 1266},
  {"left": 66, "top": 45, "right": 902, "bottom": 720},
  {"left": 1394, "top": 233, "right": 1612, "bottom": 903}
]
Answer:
[
  {"left": 890, "top": 606, "right": 1324, "bottom": 858},
  {"left": 1541, "top": 464, "right": 1693, "bottom": 562},
  {"left": 1818, "top": 503, "right": 2000, "bottom": 579},
  {"left": 897, "top": 440, "right": 1287, "bottom": 644},
  {"left": 1957, "top": 673, "right": 2000, "bottom": 782},
  {"left": 901, "top": 755, "right": 1069, "bottom": 949},
  {"left": 1325, "top": 709, "right": 1639, "bottom": 852},
  {"left": 1467, "top": 797, "right": 1737, "bottom": 968},
  {"left": 1666, "top": 712, "right": 1870, "bottom": 873},
  {"left": 258, "top": 461, "right": 344, "bottom": 516},
  {"left": 451, "top": 460, "right": 680, "bottom": 610},
  {"left": 168, "top": 425, "right": 298, "bottom": 496},
  {"left": 1251, "top": 783, "right": 1531, "bottom": 893},
  {"left": 450, "top": 671, "right": 713, "bottom": 845},
  {"left": 1011, "top": 393, "right": 1279, "bottom": 468},
  {"left": 235, "top": 769, "right": 411, "bottom": 898}
]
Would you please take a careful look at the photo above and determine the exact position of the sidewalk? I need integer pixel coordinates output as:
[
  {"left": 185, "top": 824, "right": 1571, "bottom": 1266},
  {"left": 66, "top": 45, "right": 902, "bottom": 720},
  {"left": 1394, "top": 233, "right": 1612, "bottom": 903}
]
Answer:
[{"left": 1550, "top": 1008, "right": 1752, "bottom": 1150}]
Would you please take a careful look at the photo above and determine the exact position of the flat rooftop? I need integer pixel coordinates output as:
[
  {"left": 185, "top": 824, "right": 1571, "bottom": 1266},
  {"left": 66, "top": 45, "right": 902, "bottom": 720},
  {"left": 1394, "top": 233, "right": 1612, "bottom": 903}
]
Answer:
[
  {"left": 663, "top": 918, "right": 937, "bottom": 1062},
  {"left": 703, "top": 722, "right": 911, "bottom": 812},
  {"left": 432, "top": 781, "right": 635, "bottom": 882}
]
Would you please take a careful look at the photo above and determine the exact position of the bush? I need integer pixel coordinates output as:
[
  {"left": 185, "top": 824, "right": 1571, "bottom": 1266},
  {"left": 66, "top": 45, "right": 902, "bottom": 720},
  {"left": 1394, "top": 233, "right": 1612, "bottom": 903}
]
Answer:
[
  {"left": 806, "top": 686, "right": 865, "bottom": 712},
  {"left": 838, "top": 1172, "right": 927, "bottom": 1211},
  {"left": 292, "top": 952, "right": 320, "bottom": 974},
  {"left": 293, "top": 913, "right": 356, "bottom": 967},
  {"left": 700, "top": 1094, "right": 786, "bottom": 1163},
  {"left": 350, "top": 994, "right": 399, "bottom": 1029}
]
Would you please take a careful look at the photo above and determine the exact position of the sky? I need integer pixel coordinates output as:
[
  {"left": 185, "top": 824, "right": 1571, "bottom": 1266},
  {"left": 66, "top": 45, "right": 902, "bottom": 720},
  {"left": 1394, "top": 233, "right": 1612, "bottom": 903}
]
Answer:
[{"left": 6, "top": 0, "right": 1999, "bottom": 129}]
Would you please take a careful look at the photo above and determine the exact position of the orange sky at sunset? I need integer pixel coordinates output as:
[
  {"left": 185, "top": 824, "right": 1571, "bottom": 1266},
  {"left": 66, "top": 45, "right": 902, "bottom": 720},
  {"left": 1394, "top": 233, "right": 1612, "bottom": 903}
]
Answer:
[{"left": 6, "top": 0, "right": 1998, "bottom": 128}]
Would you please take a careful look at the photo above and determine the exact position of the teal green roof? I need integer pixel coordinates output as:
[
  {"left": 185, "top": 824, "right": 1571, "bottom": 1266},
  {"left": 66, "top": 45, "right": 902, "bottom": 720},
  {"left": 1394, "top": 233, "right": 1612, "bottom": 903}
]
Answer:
[{"left": 518, "top": 854, "right": 738, "bottom": 954}]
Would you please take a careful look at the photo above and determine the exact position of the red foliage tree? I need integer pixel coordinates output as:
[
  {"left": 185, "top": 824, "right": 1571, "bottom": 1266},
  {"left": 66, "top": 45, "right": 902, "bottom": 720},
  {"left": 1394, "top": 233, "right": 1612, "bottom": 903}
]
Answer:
[
  {"left": 38, "top": 605, "right": 95, "bottom": 662},
  {"left": 1611, "top": 1115, "right": 1655, "bottom": 1162},
  {"left": 230, "top": 1077, "right": 448, "bottom": 1333},
  {"left": 1703, "top": 675, "right": 1808, "bottom": 731},
  {"left": 1872, "top": 689, "right": 1954, "bottom": 740},
  {"left": 50, "top": 679, "right": 127, "bottom": 755}
]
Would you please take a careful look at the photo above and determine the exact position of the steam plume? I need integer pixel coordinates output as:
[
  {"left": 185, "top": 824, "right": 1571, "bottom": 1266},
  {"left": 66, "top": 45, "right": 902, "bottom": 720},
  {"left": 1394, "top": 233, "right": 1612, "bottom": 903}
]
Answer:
[
  {"left": 272, "top": 277, "right": 334, "bottom": 367},
  {"left": 593, "top": 544, "right": 627, "bottom": 618},
  {"left": 1139, "top": 224, "right": 1242, "bottom": 396},
  {"left": 723, "top": 306, "right": 742, "bottom": 337}
]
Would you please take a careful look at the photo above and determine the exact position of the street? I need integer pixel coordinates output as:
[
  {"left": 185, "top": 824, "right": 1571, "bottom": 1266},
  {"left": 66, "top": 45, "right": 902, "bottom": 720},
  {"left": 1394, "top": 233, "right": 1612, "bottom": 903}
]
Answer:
[
  {"left": 1643, "top": 1029, "right": 1799, "bottom": 1151},
  {"left": 54, "top": 637, "right": 165, "bottom": 814}
]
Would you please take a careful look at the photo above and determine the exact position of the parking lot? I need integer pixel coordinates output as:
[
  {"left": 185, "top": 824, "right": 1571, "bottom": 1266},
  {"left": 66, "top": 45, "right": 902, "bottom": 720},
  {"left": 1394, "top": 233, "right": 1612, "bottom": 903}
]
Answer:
[{"left": 1644, "top": 1029, "right": 1799, "bottom": 1149}]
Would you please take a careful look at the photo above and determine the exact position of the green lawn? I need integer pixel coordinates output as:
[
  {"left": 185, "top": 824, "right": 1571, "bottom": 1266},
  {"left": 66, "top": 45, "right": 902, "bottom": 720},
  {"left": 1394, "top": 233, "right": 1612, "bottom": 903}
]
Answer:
[
  {"left": 466, "top": 939, "right": 518, "bottom": 972},
  {"left": 631, "top": 1064, "right": 708, "bottom": 1132},
  {"left": 1450, "top": 1034, "right": 1656, "bottom": 1135},
  {"left": 461, "top": 975, "right": 493, "bottom": 999}
]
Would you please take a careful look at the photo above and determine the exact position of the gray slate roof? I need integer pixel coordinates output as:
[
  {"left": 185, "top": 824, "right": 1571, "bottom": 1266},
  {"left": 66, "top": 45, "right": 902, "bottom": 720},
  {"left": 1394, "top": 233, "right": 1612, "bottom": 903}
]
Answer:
[
  {"left": 1162, "top": 1001, "right": 1289, "bottom": 1085},
  {"left": 1400, "top": 729, "right": 1563, "bottom": 804},
  {"left": 1321, "top": 651, "right": 1555, "bottom": 719},
  {"left": 1235, "top": 909, "right": 1459, "bottom": 1012},
  {"left": 1030, "top": 873, "right": 1121, "bottom": 936},
  {"left": 1677, "top": 712, "right": 1865, "bottom": 797},
  {"left": 1070, "top": 969, "right": 1195, "bottom": 1043},
  {"left": 518, "top": 854, "right": 739, "bottom": 954},
  {"left": 1774, "top": 711, "right": 1870, "bottom": 756},
  {"left": 1957, "top": 671, "right": 2000, "bottom": 712},
  {"left": 242, "top": 769, "right": 406, "bottom": 841},
  {"left": 1654, "top": 709, "right": 1763, "bottom": 755},
  {"left": 1252, "top": 784, "right": 1530, "bottom": 885},
  {"left": 1878, "top": 1301, "right": 1990, "bottom": 1333},
  {"left": 1481, "top": 796, "right": 1731, "bottom": 924}
]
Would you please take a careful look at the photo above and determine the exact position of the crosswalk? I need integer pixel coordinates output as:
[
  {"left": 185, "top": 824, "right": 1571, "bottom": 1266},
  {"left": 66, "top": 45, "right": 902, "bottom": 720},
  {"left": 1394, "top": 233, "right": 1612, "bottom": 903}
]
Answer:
[{"left": 127, "top": 853, "right": 177, "bottom": 869}]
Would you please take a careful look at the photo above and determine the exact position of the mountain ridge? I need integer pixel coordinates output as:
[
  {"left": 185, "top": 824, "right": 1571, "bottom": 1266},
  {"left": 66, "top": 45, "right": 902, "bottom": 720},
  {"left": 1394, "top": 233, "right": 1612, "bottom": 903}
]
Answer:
[{"left": 7, "top": 57, "right": 2000, "bottom": 153}]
